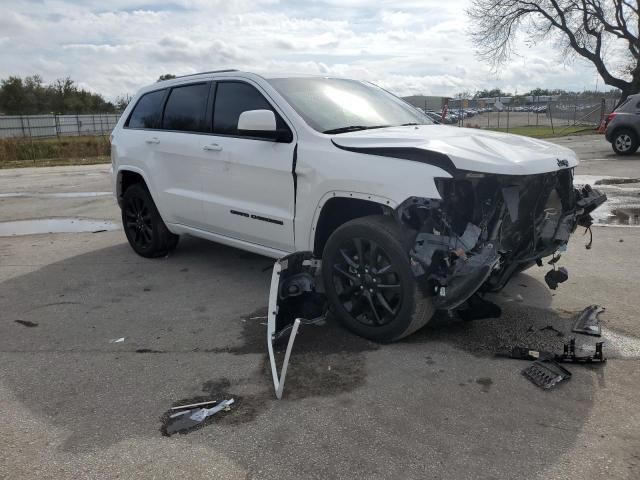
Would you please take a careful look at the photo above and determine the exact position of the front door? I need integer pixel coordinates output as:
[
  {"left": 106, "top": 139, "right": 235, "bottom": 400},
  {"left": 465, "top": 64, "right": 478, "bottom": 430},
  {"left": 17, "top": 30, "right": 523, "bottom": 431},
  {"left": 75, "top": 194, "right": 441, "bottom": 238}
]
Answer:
[{"left": 200, "top": 80, "right": 296, "bottom": 252}]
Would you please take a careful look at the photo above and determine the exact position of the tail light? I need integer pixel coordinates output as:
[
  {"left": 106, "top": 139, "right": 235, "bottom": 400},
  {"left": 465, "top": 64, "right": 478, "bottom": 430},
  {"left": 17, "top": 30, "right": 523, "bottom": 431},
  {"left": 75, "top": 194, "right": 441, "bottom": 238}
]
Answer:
[{"left": 605, "top": 112, "right": 617, "bottom": 127}]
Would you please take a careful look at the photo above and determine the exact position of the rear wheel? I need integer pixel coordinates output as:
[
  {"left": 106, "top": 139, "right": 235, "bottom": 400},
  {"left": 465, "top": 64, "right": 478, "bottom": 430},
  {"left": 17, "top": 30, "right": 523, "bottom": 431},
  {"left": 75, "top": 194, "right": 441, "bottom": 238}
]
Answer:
[
  {"left": 121, "top": 183, "right": 179, "bottom": 258},
  {"left": 611, "top": 129, "right": 639, "bottom": 155},
  {"left": 321, "top": 215, "right": 434, "bottom": 342}
]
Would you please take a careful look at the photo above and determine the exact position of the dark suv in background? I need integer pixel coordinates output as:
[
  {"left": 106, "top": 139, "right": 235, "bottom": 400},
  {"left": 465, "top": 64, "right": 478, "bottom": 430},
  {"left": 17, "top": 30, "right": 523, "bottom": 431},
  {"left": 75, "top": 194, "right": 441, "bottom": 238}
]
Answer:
[{"left": 605, "top": 93, "right": 640, "bottom": 155}]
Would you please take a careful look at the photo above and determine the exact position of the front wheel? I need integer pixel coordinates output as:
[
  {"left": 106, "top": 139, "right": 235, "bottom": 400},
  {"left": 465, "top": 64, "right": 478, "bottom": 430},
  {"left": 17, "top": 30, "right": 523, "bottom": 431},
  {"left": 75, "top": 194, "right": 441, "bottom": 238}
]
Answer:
[
  {"left": 121, "top": 183, "right": 179, "bottom": 258},
  {"left": 321, "top": 215, "right": 435, "bottom": 342},
  {"left": 611, "top": 129, "right": 639, "bottom": 155}
]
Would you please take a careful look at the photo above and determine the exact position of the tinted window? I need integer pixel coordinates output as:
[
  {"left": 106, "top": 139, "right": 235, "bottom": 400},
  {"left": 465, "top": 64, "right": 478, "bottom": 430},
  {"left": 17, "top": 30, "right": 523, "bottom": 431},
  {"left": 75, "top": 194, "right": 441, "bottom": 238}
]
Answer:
[
  {"left": 213, "top": 82, "right": 287, "bottom": 138},
  {"left": 127, "top": 90, "right": 165, "bottom": 129},
  {"left": 162, "top": 83, "right": 210, "bottom": 132}
]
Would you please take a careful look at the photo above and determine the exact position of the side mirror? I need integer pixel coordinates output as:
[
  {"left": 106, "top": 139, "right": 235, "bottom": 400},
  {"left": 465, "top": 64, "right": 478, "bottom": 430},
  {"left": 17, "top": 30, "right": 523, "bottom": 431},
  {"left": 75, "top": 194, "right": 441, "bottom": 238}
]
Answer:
[
  {"left": 237, "top": 109, "right": 292, "bottom": 142},
  {"left": 238, "top": 109, "right": 276, "bottom": 132}
]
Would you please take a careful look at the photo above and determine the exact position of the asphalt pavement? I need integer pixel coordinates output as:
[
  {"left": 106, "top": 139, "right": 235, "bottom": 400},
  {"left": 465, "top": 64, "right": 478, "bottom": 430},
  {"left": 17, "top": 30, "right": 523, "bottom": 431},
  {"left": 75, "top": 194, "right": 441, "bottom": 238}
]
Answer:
[{"left": 1, "top": 134, "right": 639, "bottom": 479}]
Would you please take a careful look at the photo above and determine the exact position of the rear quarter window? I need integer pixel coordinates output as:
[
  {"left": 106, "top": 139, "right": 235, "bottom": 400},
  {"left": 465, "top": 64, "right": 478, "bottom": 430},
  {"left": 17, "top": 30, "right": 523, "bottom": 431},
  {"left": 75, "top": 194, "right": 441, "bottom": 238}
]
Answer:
[
  {"left": 126, "top": 89, "right": 166, "bottom": 129},
  {"left": 162, "top": 83, "right": 210, "bottom": 132}
]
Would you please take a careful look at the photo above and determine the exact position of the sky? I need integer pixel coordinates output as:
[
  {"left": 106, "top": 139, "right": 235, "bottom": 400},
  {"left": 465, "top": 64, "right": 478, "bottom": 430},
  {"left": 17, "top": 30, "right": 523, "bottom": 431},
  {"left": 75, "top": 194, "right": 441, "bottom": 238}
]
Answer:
[{"left": 1, "top": 0, "right": 606, "bottom": 100}]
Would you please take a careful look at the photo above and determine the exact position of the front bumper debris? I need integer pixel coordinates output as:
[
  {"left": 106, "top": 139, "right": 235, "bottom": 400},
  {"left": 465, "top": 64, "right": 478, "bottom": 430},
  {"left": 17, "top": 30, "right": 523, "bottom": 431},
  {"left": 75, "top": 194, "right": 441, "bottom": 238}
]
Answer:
[
  {"left": 397, "top": 169, "right": 607, "bottom": 310},
  {"left": 267, "top": 252, "right": 325, "bottom": 399}
]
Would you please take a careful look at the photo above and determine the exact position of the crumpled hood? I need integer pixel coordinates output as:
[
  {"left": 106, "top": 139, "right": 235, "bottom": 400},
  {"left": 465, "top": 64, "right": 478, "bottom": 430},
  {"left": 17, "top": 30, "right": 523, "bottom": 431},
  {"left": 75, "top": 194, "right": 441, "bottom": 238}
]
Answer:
[{"left": 331, "top": 125, "right": 578, "bottom": 175}]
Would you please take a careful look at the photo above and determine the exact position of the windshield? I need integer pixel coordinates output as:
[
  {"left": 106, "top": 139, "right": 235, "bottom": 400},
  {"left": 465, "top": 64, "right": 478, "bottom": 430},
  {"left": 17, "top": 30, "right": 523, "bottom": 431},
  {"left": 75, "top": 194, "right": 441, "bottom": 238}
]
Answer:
[{"left": 267, "top": 77, "right": 432, "bottom": 133}]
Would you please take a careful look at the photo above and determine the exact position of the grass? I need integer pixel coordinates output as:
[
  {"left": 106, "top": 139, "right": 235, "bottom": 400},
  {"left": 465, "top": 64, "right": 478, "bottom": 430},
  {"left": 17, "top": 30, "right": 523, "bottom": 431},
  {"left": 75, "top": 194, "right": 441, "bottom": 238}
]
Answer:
[
  {"left": 485, "top": 125, "right": 596, "bottom": 138},
  {"left": 0, "top": 135, "right": 111, "bottom": 168},
  {"left": 0, "top": 155, "right": 110, "bottom": 169}
]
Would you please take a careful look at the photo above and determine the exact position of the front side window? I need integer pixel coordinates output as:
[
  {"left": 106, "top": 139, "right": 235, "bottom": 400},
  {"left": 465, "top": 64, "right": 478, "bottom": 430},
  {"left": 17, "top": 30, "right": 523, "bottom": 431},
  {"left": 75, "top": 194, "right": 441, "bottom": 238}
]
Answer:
[
  {"left": 162, "top": 83, "right": 210, "bottom": 132},
  {"left": 267, "top": 77, "right": 431, "bottom": 133},
  {"left": 127, "top": 89, "right": 166, "bottom": 129},
  {"left": 213, "top": 82, "right": 288, "bottom": 139}
]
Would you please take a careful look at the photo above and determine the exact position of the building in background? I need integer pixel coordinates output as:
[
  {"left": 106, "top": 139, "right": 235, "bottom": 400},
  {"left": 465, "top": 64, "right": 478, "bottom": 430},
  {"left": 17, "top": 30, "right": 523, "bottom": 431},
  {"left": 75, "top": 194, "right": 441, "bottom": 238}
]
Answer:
[{"left": 402, "top": 95, "right": 449, "bottom": 112}]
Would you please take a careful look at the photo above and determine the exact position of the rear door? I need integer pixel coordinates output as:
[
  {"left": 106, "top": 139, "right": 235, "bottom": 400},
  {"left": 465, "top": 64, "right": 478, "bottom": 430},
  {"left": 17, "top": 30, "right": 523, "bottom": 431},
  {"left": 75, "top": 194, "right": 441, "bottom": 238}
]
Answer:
[
  {"left": 151, "top": 82, "right": 213, "bottom": 228},
  {"left": 199, "top": 80, "right": 296, "bottom": 252}
]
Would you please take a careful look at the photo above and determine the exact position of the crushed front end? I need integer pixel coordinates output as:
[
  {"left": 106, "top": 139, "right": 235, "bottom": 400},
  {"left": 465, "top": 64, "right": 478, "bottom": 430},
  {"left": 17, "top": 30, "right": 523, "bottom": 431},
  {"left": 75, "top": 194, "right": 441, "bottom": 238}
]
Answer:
[{"left": 397, "top": 168, "right": 607, "bottom": 310}]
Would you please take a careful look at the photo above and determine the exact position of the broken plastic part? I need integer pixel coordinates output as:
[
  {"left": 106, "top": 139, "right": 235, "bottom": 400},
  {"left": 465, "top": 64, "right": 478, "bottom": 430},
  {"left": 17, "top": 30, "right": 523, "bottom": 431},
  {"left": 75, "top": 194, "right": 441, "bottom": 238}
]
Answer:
[
  {"left": 163, "top": 399, "right": 234, "bottom": 435},
  {"left": 556, "top": 338, "right": 606, "bottom": 363},
  {"left": 267, "top": 252, "right": 325, "bottom": 399},
  {"left": 522, "top": 360, "right": 572, "bottom": 390},
  {"left": 544, "top": 267, "right": 568, "bottom": 290},
  {"left": 572, "top": 305, "right": 604, "bottom": 337},
  {"left": 170, "top": 400, "right": 217, "bottom": 411},
  {"left": 496, "top": 347, "right": 555, "bottom": 361}
]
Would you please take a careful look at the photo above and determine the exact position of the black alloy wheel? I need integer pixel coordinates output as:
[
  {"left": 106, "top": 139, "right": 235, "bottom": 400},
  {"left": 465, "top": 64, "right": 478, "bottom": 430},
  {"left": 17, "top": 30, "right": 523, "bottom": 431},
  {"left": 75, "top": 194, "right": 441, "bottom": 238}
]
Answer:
[
  {"left": 331, "top": 237, "right": 402, "bottom": 327},
  {"left": 124, "top": 194, "right": 153, "bottom": 251},
  {"left": 121, "top": 183, "right": 179, "bottom": 258},
  {"left": 321, "top": 215, "right": 435, "bottom": 342}
]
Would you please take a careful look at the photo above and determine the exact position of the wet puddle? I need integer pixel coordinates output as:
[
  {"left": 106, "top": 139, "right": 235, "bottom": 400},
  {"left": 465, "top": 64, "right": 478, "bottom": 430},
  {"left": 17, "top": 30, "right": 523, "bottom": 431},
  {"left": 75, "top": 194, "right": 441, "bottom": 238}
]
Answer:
[
  {"left": 0, "top": 191, "right": 111, "bottom": 198},
  {"left": 0, "top": 218, "right": 120, "bottom": 236},
  {"left": 574, "top": 175, "right": 640, "bottom": 226}
]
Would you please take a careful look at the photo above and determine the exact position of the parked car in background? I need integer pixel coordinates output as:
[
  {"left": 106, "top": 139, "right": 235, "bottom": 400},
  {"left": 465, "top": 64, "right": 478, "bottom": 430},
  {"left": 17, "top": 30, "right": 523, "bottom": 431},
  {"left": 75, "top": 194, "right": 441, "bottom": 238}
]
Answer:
[
  {"left": 605, "top": 93, "right": 640, "bottom": 155},
  {"left": 111, "top": 70, "right": 605, "bottom": 342}
]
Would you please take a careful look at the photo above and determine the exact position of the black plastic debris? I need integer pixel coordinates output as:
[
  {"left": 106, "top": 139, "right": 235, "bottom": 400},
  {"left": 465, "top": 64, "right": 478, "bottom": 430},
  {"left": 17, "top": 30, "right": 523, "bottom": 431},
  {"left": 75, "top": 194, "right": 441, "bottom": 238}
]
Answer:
[
  {"left": 544, "top": 267, "right": 568, "bottom": 290},
  {"left": 15, "top": 320, "right": 38, "bottom": 327},
  {"left": 572, "top": 305, "right": 604, "bottom": 337},
  {"left": 496, "top": 347, "right": 554, "bottom": 361},
  {"left": 497, "top": 339, "right": 606, "bottom": 365},
  {"left": 162, "top": 399, "right": 234, "bottom": 436},
  {"left": 539, "top": 325, "right": 564, "bottom": 337},
  {"left": 522, "top": 360, "right": 572, "bottom": 390},
  {"left": 556, "top": 338, "right": 606, "bottom": 364}
]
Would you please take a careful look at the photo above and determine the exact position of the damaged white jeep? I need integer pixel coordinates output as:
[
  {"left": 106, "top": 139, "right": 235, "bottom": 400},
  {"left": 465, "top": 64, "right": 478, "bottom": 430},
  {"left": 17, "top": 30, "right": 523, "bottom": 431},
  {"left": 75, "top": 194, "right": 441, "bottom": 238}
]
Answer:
[{"left": 112, "top": 70, "right": 606, "bottom": 342}]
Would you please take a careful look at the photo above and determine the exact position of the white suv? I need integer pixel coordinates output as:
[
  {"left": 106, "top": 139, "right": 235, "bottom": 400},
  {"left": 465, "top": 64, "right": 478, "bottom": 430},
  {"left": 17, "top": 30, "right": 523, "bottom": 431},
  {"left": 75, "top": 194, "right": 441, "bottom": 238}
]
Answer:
[{"left": 111, "top": 70, "right": 605, "bottom": 342}]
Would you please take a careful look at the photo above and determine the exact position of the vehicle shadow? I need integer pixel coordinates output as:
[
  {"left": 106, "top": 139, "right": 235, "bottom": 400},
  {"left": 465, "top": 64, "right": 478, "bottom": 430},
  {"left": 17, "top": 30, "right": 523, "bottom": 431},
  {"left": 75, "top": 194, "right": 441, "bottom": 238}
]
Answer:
[{"left": 0, "top": 235, "right": 602, "bottom": 478}]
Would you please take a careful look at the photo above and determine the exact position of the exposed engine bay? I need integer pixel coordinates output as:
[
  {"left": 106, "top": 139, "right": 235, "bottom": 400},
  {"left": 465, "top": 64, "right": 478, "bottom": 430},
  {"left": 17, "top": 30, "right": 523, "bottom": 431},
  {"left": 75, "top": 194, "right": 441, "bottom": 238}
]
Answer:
[{"left": 396, "top": 168, "right": 607, "bottom": 309}]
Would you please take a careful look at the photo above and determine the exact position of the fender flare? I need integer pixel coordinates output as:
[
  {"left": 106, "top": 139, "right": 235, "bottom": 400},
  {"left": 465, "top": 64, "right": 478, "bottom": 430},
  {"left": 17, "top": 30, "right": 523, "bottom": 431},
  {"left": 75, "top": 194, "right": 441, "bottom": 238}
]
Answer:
[
  {"left": 308, "top": 190, "right": 397, "bottom": 253},
  {"left": 115, "top": 165, "right": 159, "bottom": 209}
]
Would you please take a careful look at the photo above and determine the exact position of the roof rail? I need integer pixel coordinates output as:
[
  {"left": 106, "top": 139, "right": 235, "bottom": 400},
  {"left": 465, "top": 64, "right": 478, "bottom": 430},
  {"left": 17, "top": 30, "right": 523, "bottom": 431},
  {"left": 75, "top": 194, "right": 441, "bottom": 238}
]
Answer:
[{"left": 172, "top": 69, "right": 239, "bottom": 80}]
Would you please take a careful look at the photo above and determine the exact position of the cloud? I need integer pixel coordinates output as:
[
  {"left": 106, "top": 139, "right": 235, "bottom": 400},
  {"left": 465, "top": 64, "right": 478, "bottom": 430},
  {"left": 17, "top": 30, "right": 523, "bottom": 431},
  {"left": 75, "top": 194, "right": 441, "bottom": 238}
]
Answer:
[{"left": 0, "top": 0, "right": 608, "bottom": 100}]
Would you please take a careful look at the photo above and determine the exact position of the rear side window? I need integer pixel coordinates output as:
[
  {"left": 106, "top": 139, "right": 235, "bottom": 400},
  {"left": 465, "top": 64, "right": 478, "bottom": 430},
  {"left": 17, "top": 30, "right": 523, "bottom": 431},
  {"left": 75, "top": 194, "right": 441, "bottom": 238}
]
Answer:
[
  {"left": 127, "top": 90, "right": 166, "bottom": 129},
  {"left": 162, "top": 83, "right": 210, "bottom": 132},
  {"left": 213, "top": 82, "right": 287, "bottom": 138}
]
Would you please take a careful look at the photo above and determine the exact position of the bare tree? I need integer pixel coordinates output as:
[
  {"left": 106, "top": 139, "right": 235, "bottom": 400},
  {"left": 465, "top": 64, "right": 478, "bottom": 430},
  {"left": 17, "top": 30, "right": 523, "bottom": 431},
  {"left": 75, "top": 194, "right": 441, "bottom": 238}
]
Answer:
[{"left": 468, "top": 0, "right": 640, "bottom": 101}]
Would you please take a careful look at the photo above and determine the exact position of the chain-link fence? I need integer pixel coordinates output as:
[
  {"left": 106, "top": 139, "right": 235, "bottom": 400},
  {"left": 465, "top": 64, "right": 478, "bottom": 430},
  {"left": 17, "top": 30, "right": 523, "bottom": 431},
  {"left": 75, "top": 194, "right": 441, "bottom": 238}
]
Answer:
[
  {"left": 446, "top": 94, "right": 619, "bottom": 133},
  {"left": 0, "top": 113, "right": 121, "bottom": 139}
]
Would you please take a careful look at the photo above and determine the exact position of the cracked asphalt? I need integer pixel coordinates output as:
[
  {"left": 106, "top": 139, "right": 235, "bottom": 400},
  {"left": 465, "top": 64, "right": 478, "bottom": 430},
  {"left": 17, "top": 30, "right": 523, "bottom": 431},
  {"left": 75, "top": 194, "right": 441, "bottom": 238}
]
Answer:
[{"left": 1, "top": 134, "right": 639, "bottom": 479}]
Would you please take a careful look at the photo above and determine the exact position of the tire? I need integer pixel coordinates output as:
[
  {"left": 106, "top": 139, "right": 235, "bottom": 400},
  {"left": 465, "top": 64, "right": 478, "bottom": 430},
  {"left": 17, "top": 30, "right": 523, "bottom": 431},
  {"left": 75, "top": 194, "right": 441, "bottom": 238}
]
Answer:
[
  {"left": 321, "top": 215, "right": 435, "bottom": 342},
  {"left": 611, "top": 129, "right": 639, "bottom": 155},
  {"left": 121, "top": 183, "right": 179, "bottom": 258}
]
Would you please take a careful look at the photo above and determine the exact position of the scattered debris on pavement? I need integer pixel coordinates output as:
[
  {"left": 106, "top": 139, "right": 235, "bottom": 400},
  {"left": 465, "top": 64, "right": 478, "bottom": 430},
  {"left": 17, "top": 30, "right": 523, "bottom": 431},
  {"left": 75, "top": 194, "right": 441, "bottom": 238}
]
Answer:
[
  {"left": 162, "top": 398, "right": 234, "bottom": 436},
  {"left": 14, "top": 320, "right": 38, "bottom": 327},
  {"left": 539, "top": 325, "right": 564, "bottom": 336},
  {"left": 572, "top": 305, "right": 604, "bottom": 337},
  {"left": 267, "top": 252, "right": 326, "bottom": 399},
  {"left": 556, "top": 338, "right": 606, "bottom": 364},
  {"left": 522, "top": 360, "right": 572, "bottom": 390},
  {"left": 171, "top": 400, "right": 217, "bottom": 411},
  {"left": 498, "top": 339, "right": 606, "bottom": 365}
]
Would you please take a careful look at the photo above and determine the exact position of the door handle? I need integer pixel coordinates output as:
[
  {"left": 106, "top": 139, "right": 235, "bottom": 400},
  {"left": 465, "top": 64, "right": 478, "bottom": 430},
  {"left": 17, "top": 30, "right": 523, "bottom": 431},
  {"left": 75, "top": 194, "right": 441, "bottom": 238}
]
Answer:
[
  {"left": 203, "top": 144, "right": 223, "bottom": 152},
  {"left": 145, "top": 137, "right": 160, "bottom": 144}
]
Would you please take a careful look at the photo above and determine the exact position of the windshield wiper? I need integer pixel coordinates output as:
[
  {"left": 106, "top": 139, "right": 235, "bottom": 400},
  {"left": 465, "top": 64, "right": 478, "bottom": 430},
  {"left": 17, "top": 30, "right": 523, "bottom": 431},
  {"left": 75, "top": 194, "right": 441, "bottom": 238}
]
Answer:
[
  {"left": 322, "top": 125, "right": 391, "bottom": 134},
  {"left": 400, "top": 123, "right": 421, "bottom": 126}
]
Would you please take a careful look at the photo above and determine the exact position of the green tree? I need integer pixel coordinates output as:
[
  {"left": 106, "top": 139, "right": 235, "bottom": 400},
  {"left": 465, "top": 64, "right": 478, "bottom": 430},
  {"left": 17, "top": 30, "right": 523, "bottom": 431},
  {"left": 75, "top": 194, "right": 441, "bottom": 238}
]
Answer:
[{"left": 157, "top": 74, "right": 176, "bottom": 82}]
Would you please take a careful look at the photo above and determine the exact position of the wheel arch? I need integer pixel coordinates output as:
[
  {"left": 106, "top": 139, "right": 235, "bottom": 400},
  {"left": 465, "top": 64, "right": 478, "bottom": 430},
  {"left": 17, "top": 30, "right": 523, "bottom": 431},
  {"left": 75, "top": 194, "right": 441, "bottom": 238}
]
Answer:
[
  {"left": 310, "top": 192, "right": 396, "bottom": 257},
  {"left": 116, "top": 166, "right": 153, "bottom": 207}
]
